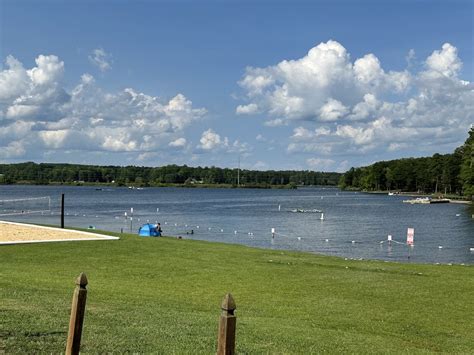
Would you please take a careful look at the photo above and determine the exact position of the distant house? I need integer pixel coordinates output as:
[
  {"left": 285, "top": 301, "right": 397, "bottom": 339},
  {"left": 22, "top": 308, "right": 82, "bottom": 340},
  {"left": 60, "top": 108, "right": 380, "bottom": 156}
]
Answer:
[{"left": 185, "top": 178, "right": 204, "bottom": 184}]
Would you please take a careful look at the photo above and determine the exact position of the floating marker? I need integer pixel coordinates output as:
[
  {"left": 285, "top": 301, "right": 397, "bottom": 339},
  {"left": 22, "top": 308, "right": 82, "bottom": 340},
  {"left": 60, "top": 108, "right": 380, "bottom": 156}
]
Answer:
[
  {"left": 320, "top": 213, "right": 324, "bottom": 221},
  {"left": 157, "top": 208, "right": 159, "bottom": 212},
  {"left": 164, "top": 221, "right": 167, "bottom": 225},
  {"left": 297, "top": 237, "right": 302, "bottom": 241},
  {"left": 455, "top": 213, "right": 460, "bottom": 217},
  {"left": 220, "top": 229, "right": 224, "bottom": 232},
  {"left": 174, "top": 223, "right": 177, "bottom": 226},
  {"left": 278, "top": 204, "right": 281, "bottom": 211},
  {"left": 185, "top": 224, "right": 188, "bottom": 227},
  {"left": 438, "top": 246, "right": 443, "bottom": 249},
  {"left": 351, "top": 240, "right": 356, "bottom": 244},
  {"left": 234, "top": 230, "right": 237, "bottom": 234},
  {"left": 131, "top": 207, "right": 133, "bottom": 214},
  {"left": 325, "top": 239, "right": 329, "bottom": 242},
  {"left": 208, "top": 227, "right": 212, "bottom": 230},
  {"left": 470, "top": 248, "right": 474, "bottom": 252},
  {"left": 196, "top": 225, "right": 200, "bottom": 229}
]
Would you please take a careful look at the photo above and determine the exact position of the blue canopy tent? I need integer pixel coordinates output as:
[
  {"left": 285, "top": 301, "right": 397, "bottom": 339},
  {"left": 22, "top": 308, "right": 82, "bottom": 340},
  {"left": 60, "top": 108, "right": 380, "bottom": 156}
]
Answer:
[{"left": 138, "top": 223, "right": 161, "bottom": 237}]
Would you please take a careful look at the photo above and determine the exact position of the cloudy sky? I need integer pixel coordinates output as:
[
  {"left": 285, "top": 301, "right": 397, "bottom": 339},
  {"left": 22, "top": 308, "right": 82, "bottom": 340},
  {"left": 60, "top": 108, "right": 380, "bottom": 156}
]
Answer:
[{"left": 0, "top": 0, "right": 472, "bottom": 172}]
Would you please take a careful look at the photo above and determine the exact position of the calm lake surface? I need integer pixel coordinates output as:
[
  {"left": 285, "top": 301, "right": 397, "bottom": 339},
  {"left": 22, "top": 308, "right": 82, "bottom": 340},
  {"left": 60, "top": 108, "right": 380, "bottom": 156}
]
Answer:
[{"left": 1, "top": 185, "right": 473, "bottom": 264}]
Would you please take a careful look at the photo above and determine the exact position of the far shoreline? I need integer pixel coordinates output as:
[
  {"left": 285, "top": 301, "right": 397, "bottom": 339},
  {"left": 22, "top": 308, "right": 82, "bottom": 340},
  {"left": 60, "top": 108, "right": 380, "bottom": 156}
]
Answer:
[{"left": 359, "top": 190, "right": 472, "bottom": 204}]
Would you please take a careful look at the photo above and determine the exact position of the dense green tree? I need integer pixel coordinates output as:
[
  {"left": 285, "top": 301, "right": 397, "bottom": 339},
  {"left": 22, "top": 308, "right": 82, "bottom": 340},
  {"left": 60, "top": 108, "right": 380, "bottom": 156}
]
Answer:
[
  {"left": 339, "top": 128, "right": 473, "bottom": 198},
  {"left": 459, "top": 127, "right": 474, "bottom": 198},
  {"left": 0, "top": 162, "right": 341, "bottom": 188}
]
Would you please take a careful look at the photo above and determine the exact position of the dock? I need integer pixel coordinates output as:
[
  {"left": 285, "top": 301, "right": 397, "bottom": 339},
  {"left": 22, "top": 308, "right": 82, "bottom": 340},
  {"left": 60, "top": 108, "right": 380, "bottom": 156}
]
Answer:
[{"left": 403, "top": 197, "right": 450, "bottom": 204}]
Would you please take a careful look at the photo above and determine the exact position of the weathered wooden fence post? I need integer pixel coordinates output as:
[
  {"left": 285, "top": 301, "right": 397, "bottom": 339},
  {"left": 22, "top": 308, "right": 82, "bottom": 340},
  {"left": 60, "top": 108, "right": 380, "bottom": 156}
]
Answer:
[
  {"left": 66, "top": 273, "right": 88, "bottom": 355},
  {"left": 217, "top": 293, "right": 236, "bottom": 355}
]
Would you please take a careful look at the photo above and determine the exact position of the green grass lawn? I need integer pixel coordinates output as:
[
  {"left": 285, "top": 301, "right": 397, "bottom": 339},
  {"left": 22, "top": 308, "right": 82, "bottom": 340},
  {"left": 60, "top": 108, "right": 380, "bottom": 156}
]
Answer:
[{"left": 1, "top": 230, "right": 473, "bottom": 353}]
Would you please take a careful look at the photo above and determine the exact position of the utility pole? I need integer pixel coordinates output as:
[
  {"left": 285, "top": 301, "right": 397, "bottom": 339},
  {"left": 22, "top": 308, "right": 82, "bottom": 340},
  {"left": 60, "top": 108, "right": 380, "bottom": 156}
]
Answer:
[{"left": 237, "top": 154, "right": 240, "bottom": 187}]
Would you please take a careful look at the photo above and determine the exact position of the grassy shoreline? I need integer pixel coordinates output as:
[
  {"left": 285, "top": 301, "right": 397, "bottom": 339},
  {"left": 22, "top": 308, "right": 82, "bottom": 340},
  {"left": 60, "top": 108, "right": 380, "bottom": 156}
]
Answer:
[{"left": 1, "top": 228, "right": 473, "bottom": 353}]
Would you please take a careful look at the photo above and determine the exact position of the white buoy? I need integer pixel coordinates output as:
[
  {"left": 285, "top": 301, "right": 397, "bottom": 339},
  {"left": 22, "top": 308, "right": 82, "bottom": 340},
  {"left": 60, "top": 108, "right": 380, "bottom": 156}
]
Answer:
[
  {"left": 234, "top": 230, "right": 237, "bottom": 234},
  {"left": 278, "top": 204, "right": 281, "bottom": 211},
  {"left": 220, "top": 229, "right": 224, "bottom": 232},
  {"left": 185, "top": 224, "right": 188, "bottom": 227},
  {"left": 320, "top": 213, "right": 324, "bottom": 221},
  {"left": 164, "top": 221, "right": 167, "bottom": 225},
  {"left": 325, "top": 239, "right": 329, "bottom": 242},
  {"left": 351, "top": 240, "right": 356, "bottom": 244},
  {"left": 297, "top": 237, "right": 302, "bottom": 241},
  {"left": 455, "top": 214, "right": 460, "bottom": 217},
  {"left": 157, "top": 208, "right": 159, "bottom": 212},
  {"left": 196, "top": 225, "right": 200, "bottom": 229},
  {"left": 438, "top": 246, "right": 443, "bottom": 249},
  {"left": 208, "top": 227, "right": 212, "bottom": 230},
  {"left": 131, "top": 207, "right": 134, "bottom": 214},
  {"left": 174, "top": 223, "right": 177, "bottom": 226}
]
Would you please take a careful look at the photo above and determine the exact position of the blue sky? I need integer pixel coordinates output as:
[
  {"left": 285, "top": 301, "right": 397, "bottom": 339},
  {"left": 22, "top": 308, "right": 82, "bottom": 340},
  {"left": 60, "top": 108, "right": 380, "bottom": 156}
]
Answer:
[{"left": 0, "top": 0, "right": 472, "bottom": 171}]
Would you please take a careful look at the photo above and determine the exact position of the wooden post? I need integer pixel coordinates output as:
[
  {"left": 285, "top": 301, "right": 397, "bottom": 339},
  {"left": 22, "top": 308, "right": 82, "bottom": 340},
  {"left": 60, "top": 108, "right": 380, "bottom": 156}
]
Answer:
[
  {"left": 66, "top": 273, "right": 88, "bottom": 355},
  {"left": 217, "top": 293, "right": 236, "bottom": 355},
  {"left": 61, "top": 193, "right": 65, "bottom": 229}
]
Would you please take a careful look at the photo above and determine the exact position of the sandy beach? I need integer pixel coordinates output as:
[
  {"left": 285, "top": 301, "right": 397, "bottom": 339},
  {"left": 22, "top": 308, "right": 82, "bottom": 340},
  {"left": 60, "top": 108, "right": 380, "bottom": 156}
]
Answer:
[{"left": 0, "top": 221, "right": 119, "bottom": 244}]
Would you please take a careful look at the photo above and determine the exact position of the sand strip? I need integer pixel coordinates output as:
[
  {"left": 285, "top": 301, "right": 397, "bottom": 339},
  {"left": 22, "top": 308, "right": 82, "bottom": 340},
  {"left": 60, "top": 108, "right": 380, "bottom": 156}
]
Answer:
[{"left": 0, "top": 221, "right": 119, "bottom": 245}]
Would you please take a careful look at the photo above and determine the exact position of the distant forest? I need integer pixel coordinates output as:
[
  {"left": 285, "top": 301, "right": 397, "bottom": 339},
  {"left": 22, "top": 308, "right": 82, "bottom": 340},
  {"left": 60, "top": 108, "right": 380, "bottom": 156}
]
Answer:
[
  {"left": 0, "top": 163, "right": 341, "bottom": 188},
  {"left": 339, "top": 128, "right": 474, "bottom": 198}
]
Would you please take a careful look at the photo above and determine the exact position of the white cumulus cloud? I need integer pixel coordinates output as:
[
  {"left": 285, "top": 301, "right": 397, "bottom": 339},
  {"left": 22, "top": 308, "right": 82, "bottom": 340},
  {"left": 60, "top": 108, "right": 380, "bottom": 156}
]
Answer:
[
  {"left": 0, "top": 54, "right": 207, "bottom": 162},
  {"left": 198, "top": 129, "right": 227, "bottom": 150},
  {"left": 169, "top": 137, "right": 187, "bottom": 148},
  {"left": 238, "top": 40, "right": 473, "bottom": 160},
  {"left": 88, "top": 48, "right": 112, "bottom": 72}
]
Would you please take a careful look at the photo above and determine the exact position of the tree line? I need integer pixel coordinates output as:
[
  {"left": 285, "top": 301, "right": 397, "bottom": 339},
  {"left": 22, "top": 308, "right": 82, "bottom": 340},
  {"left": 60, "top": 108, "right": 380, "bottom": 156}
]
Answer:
[
  {"left": 339, "top": 128, "right": 474, "bottom": 198},
  {"left": 0, "top": 163, "right": 341, "bottom": 188}
]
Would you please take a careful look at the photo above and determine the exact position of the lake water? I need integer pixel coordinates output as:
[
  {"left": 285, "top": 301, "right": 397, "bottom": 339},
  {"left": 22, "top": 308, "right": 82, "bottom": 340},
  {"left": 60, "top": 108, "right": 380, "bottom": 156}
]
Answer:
[{"left": 1, "top": 185, "right": 473, "bottom": 264}]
